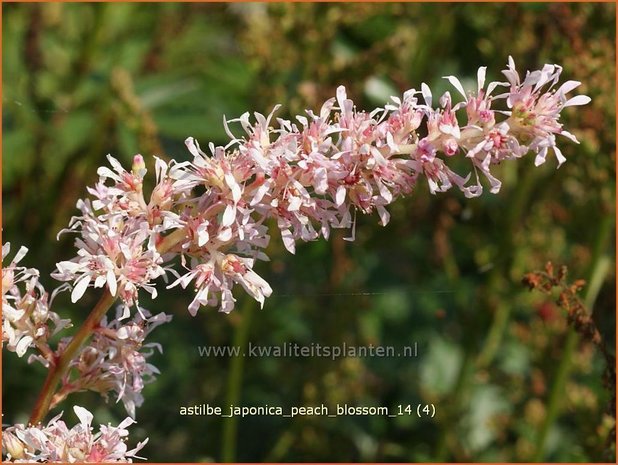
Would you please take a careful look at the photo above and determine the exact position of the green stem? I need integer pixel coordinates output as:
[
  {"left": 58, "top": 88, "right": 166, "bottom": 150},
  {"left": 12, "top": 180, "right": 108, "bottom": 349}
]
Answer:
[
  {"left": 434, "top": 350, "right": 475, "bottom": 462},
  {"left": 532, "top": 214, "right": 613, "bottom": 461},
  {"left": 476, "top": 168, "right": 539, "bottom": 369},
  {"left": 157, "top": 228, "right": 186, "bottom": 254},
  {"left": 476, "top": 301, "right": 510, "bottom": 369},
  {"left": 532, "top": 328, "right": 578, "bottom": 461},
  {"left": 265, "top": 430, "right": 295, "bottom": 462},
  {"left": 221, "top": 298, "right": 255, "bottom": 462}
]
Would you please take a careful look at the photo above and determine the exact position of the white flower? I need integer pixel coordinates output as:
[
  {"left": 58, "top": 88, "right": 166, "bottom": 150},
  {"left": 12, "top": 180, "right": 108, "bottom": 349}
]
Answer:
[
  {"left": 2, "top": 243, "right": 71, "bottom": 361},
  {"left": 2, "top": 406, "right": 148, "bottom": 462},
  {"left": 58, "top": 308, "right": 171, "bottom": 418}
]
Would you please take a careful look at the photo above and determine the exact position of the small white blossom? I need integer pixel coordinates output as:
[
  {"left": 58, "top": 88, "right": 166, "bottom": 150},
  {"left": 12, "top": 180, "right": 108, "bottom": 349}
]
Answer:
[
  {"left": 2, "top": 406, "right": 148, "bottom": 462},
  {"left": 2, "top": 243, "right": 71, "bottom": 362}
]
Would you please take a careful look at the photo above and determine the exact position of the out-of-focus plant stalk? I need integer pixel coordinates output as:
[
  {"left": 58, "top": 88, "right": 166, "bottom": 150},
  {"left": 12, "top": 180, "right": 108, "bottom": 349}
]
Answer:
[
  {"left": 221, "top": 298, "right": 255, "bottom": 463},
  {"left": 533, "top": 213, "right": 613, "bottom": 461},
  {"left": 434, "top": 351, "right": 475, "bottom": 461},
  {"left": 476, "top": 167, "right": 540, "bottom": 369},
  {"left": 433, "top": 236, "right": 471, "bottom": 462},
  {"left": 434, "top": 165, "right": 563, "bottom": 460}
]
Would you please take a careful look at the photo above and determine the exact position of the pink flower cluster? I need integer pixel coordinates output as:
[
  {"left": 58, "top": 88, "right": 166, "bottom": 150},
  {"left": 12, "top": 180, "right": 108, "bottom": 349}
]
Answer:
[
  {"left": 56, "top": 308, "right": 171, "bottom": 418},
  {"left": 2, "top": 243, "right": 70, "bottom": 363},
  {"left": 2, "top": 246, "right": 165, "bottom": 460},
  {"left": 52, "top": 57, "right": 588, "bottom": 316},
  {"left": 52, "top": 174, "right": 167, "bottom": 318},
  {"left": 2, "top": 58, "right": 589, "bottom": 462},
  {"left": 2, "top": 406, "right": 147, "bottom": 462}
]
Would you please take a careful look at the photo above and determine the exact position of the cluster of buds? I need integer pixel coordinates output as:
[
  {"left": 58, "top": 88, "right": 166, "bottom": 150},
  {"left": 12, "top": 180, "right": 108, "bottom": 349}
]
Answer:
[
  {"left": 2, "top": 406, "right": 147, "bottom": 462},
  {"left": 53, "top": 57, "right": 589, "bottom": 316}
]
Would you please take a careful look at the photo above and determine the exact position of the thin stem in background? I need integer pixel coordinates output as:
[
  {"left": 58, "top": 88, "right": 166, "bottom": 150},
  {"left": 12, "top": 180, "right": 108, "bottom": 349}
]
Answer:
[
  {"left": 476, "top": 166, "right": 540, "bottom": 369},
  {"left": 532, "top": 213, "right": 613, "bottom": 461},
  {"left": 432, "top": 167, "right": 539, "bottom": 460},
  {"left": 434, "top": 351, "right": 475, "bottom": 462},
  {"left": 221, "top": 298, "right": 255, "bottom": 463}
]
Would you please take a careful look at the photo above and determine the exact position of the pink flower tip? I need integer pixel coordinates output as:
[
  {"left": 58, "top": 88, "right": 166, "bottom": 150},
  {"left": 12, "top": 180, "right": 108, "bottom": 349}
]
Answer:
[{"left": 132, "top": 154, "right": 146, "bottom": 177}]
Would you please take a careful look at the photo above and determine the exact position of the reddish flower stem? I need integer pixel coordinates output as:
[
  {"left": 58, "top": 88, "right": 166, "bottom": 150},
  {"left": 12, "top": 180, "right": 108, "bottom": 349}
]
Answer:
[
  {"left": 29, "top": 290, "right": 116, "bottom": 425},
  {"left": 28, "top": 230, "right": 185, "bottom": 425}
]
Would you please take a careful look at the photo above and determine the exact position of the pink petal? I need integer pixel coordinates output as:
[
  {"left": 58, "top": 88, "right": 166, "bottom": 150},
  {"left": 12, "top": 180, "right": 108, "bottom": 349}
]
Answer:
[
  {"left": 221, "top": 204, "right": 236, "bottom": 227},
  {"left": 421, "top": 83, "right": 432, "bottom": 107},
  {"left": 16, "top": 335, "right": 33, "bottom": 357},
  {"left": 377, "top": 206, "right": 390, "bottom": 226},
  {"left": 107, "top": 270, "right": 118, "bottom": 296},
  {"left": 557, "top": 80, "right": 581, "bottom": 95},
  {"left": 477, "top": 67, "right": 487, "bottom": 93}
]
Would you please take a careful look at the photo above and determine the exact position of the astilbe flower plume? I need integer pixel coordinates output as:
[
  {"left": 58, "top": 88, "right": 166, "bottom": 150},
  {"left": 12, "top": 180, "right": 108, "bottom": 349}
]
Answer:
[
  {"left": 52, "top": 57, "right": 589, "bottom": 316},
  {"left": 2, "top": 58, "right": 589, "bottom": 462}
]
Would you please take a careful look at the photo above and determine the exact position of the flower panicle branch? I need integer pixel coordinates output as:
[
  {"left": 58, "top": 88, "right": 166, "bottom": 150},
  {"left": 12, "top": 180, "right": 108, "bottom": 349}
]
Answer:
[
  {"left": 53, "top": 308, "right": 172, "bottom": 419},
  {"left": 2, "top": 244, "right": 169, "bottom": 460}
]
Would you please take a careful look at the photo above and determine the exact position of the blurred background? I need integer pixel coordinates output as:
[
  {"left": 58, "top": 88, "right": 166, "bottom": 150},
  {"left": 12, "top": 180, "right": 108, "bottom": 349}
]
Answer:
[{"left": 2, "top": 3, "right": 615, "bottom": 462}]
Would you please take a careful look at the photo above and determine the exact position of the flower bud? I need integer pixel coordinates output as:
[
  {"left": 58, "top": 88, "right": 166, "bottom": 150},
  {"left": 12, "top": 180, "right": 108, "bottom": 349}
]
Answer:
[
  {"left": 221, "top": 255, "right": 246, "bottom": 275},
  {"left": 131, "top": 154, "right": 147, "bottom": 179},
  {"left": 68, "top": 447, "right": 87, "bottom": 461},
  {"left": 3, "top": 431, "right": 26, "bottom": 459}
]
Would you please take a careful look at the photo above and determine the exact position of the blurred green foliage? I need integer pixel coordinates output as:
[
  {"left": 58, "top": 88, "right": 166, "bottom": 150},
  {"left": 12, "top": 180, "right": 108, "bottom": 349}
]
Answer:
[{"left": 3, "top": 3, "right": 615, "bottom": 462}]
